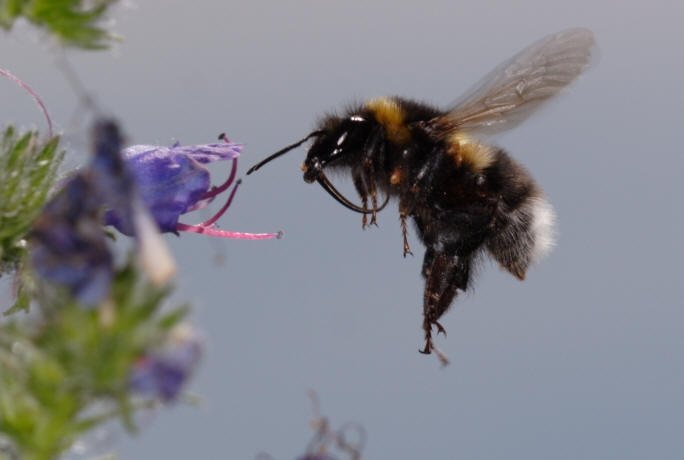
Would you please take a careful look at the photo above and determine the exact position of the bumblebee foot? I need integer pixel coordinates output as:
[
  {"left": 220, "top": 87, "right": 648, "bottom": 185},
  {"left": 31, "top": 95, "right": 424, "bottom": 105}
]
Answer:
[
  {"left": 370, "top": 211, "right": 379, "bottom": 226},
  {"left": 419, "top": 318, "right": 448, "bottom": 358},
  {"left": 369, "top": 186, "right": 380, "bottom": 227},
  {"left": 419, "top": 318, "right": 437, "bottom": 355},
  {"left": 419, "top": 339, "right": 433, "bottom": 355},
  {"left": 419, "top": 337, "right": 450, "bottom": 366}
]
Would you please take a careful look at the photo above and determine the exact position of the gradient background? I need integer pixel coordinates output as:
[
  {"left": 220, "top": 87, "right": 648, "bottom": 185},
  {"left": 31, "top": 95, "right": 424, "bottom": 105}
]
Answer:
[{"left": 2, "top": 0, "right": 683, "bottom": 458}]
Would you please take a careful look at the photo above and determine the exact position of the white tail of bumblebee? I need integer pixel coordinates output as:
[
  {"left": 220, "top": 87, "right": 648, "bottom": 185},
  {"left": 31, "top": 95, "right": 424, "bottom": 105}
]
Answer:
[{"left": 529, "top": 196, "right": 556, "bottom": 263}]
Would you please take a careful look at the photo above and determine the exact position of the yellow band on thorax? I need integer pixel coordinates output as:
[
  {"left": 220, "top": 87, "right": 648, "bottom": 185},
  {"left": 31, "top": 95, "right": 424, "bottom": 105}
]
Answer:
[{"left": 365, "top": 97, "right": 412, "bottom": 144}]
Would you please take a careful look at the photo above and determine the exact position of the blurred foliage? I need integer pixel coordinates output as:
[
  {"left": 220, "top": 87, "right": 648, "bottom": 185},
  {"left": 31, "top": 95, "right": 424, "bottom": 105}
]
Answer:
[
  {"left": 0, "top": 0, "right": 119, "bottom": 49},
  {"left": 0, "top": 126, "right": 63, "bottom": 277},
  {"left": 0, "top": 3, "right": 313, "bottom": 458},
  {"left": 0, "top": 260, "right": 187, "bottom": 460}
]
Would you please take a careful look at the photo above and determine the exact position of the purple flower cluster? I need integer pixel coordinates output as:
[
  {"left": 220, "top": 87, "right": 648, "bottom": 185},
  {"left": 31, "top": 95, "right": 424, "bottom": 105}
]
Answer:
[
  {"left": 31, "top": 120, "right": 178, "bottom": 305},
  {"left": 30, "top": 173, "right": 113, "bottom": 305},
  {"left": 128, "top": 324, "right": 202, "bottom": 402},
  {"left": 30, "top": 120, "right": 135, "bottom": 305},
  {"left": 30, "top": 122, "right": 280, "bottom": 305}
]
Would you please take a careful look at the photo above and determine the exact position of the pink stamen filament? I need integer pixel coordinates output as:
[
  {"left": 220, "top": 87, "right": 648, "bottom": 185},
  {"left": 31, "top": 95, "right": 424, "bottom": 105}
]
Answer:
[
  {"left": 176, "top": 223, "right": 282, "bottom": 240},
  {"left": 0, "top": 68, "right": 54, "bottom": 137},
  {"left": 177, "top": 160, "right": 281, "bottom": 240},
  {"left": 201, "top": 177, "right": 241, "bottom": 227},
  {"left": 202, "top": 157, "right": 238, "bottom": 201}
]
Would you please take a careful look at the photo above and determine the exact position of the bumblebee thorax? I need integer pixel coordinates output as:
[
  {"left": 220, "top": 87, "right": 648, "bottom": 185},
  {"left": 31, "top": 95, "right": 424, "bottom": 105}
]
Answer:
[{"left": 364, "top": 97, "right": 412, "bottom": 145}]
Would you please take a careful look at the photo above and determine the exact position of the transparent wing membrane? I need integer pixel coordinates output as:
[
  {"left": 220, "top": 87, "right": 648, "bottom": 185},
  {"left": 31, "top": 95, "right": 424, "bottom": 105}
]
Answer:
[{"left": 444, "top": 28, "right": 595, "bottom": 135}]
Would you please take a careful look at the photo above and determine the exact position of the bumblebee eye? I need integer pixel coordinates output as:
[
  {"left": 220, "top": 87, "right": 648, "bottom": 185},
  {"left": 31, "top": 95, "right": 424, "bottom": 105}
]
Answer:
[
  {"left": 349, "top": 115, "right": 365, "bottom": 122},
  {"left": 475, "top": 175, "right": 486, "bottom": 186}
]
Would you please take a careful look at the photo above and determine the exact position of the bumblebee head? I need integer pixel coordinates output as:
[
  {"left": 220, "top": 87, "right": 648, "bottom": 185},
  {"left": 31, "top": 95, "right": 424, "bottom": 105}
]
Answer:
[
  {"left": 301, "top": 115, "right": 371, "bottom": 183},
  {"left": 246, "top": 114, "right": 378, "bottom": 215}
]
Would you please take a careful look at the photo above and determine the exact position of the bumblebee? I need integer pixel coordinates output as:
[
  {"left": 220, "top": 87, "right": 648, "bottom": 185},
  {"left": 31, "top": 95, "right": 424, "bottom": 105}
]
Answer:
[{"left": 247, "top": 28, "right": 595, "bottom": 362}]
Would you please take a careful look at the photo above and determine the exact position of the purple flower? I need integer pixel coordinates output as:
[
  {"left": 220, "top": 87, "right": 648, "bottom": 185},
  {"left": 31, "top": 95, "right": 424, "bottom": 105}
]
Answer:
[
  {"left": 89, "top": 120, "right": 176, "bottom": 285},
  {"left": 105, "top": 135, "right": 281, "bottom": 240},
  {"left": 30, "top": 174, "right": 113, "bottom": 305},
  {"left": 30, "top": 119, "right": 175, "bottom": 305},
  {"left": 129, "top": 324, "right": 202, "bottom": 402},
  {"left": 89, "top": 120, "right": 140, "bottom": 236},
  {"left": 30, "top": 120, "right": 130, "bottom": 306}
]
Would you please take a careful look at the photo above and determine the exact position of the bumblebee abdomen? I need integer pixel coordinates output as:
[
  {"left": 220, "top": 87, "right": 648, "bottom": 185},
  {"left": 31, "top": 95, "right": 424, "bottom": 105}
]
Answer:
[{"left": 485, "top": 151, "right": 556, "bottom": 279}]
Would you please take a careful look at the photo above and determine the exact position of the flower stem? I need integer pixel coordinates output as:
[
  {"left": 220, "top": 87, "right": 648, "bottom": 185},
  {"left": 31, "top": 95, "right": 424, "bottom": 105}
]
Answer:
[{"left": 0, "top": 68, "right": 53, "bottom": 137}]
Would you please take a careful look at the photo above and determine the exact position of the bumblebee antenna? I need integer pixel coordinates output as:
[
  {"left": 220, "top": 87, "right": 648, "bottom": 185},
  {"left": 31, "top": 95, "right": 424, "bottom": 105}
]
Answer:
[
  {"left": 316, "top": 171, "right": 389, "bottom": 214},
  {"left": 246, "top": 130, "right": 325, "bottom": 175}
]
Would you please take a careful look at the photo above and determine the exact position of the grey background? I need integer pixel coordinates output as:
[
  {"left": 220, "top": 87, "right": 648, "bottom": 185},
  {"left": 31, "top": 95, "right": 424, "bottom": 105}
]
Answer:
[{"left": 2, "top": 0, "right": 683, "bottom": 458}]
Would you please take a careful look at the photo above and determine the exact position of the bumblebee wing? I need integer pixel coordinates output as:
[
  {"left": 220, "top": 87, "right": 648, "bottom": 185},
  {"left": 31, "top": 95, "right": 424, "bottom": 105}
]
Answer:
[{"left": 444, "top": 28, "right": 595, "bottom": 135}]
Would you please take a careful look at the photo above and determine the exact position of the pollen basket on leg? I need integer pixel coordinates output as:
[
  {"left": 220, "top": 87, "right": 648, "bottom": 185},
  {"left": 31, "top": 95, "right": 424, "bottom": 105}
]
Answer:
[
  {"left": 390, "top": 167, "right": 404, "bottom": 185},
  {"left": 365, "top": 97, "right": 411, "bottom": 144}
]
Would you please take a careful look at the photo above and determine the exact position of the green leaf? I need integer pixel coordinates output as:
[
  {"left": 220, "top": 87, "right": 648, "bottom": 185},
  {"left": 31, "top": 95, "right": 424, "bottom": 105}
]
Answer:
[
  {"left": 4, "top": 286, "right": 29, "bottom": 315},
  {"left": 0, "top": 127, "right": 63, "bottom": 277},
  {"left": 0, "top": 0, "right": 120, "bottom": 50},
  {"left": 1, "top": 258, "right": 189, "bottom": 458}
]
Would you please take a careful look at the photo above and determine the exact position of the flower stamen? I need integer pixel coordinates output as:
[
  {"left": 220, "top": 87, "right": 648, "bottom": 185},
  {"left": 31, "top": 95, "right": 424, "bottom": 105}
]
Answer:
[
  {"left": 178, "top": 177, "right": 282, "bottom": 240},
  {"left": 177, "top": 176, "right": 282, "bottom": 239},
  {"left": 201, "top": 158, "right": 238, "bottom": 201},
  {"left": 199, "top": 178, "right": 241, "bottom": 227},
  {"left": 176, "top": 222, "right": 282, "bottom": 240}
]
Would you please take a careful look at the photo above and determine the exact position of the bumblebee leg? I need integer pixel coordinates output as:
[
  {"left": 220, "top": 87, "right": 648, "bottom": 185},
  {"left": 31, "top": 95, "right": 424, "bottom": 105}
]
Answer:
[
  {"left": 420, "top": 251, "right": 450, "bottom": 355},
  {"left": 421, "top": 247, "right": 434, "bottom": 278},
  {"left": 399, "top": 211, "right": 413, "bottom": 257},
  {"left": 398, "top": 198, "right": 414, "bottom": 256},
  {"left": 364, "top": 159, "right": 380, "bottom": 226},
  {"left": 352, "top": 170, "right": 370, "bottom": 228},
  {"left": 397, "top": 149, "right": 444, "bottom": 255},
  {"left": 419, "top": 249, "right": 472, "bottom": 356},
  {"left": 362, "top": 127, "right": 387, "bottom": 226}
]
